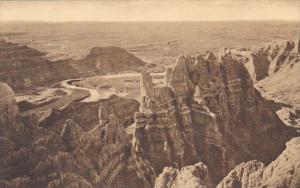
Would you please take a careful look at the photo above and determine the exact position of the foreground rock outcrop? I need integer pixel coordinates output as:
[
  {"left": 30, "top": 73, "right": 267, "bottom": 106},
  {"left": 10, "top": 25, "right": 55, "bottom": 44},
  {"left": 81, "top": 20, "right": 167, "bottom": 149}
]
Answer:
[{"left": 217, "top": 137, "right": 300, "bottom": 188}]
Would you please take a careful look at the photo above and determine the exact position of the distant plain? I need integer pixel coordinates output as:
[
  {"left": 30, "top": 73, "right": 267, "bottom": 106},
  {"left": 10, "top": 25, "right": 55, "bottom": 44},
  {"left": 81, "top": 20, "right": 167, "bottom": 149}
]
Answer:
[{"left": 1, "top": 21, "right": 299, "bottom": 65}]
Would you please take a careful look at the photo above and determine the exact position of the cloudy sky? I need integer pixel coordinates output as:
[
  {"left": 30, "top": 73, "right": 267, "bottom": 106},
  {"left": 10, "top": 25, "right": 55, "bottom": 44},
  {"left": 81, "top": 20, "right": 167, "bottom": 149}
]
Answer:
[{"left": 0, "top": 0, "right": 299, "bottom": 22}]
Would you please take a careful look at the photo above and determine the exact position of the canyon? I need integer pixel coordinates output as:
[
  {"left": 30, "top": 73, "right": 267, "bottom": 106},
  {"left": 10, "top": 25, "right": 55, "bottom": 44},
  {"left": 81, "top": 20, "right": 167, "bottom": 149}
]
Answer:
[{"left": 0, "top": 38, "right": 299, "bottom": 188}]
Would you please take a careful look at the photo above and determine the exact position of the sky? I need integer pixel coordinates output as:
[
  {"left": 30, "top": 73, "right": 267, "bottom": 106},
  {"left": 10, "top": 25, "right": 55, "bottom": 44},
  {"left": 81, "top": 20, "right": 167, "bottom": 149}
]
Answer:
[{"left": 0, "top": 0, "right": 299, "bottom": 22}]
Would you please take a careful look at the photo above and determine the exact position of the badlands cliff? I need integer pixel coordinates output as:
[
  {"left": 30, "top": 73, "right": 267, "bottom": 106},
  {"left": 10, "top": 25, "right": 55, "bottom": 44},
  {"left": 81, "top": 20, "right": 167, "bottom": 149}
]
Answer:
[{"left": 0, "top": 39, "right": 299, "bottom": 188}]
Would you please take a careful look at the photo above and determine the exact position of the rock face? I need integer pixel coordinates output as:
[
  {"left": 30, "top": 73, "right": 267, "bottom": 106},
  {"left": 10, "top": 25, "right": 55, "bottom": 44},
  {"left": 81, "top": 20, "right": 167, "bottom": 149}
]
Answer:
[
  {"left": 217, "top": 137, "right": 300, "bottom": 188},
  {"left": 155, "top": 162, "right": 210, "bottom": 188},
  {"left": 132, "top": 49, "right": 298, "bottom": 185},
  {"left": 0, "top": 40, "right": 78, "bottom": 91}
]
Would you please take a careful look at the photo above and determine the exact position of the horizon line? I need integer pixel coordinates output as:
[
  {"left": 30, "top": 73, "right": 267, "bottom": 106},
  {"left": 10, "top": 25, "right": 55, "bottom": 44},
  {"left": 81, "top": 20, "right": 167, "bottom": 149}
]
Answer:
[{"left": 1, "top": 19, "right": 299, "bottom": 23}]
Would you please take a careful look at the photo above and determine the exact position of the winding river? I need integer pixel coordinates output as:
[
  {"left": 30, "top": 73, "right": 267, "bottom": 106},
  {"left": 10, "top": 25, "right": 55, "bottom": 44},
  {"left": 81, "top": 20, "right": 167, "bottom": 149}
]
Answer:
[{"left": 60, "top": 72, "right": 165, "bottom": 102}]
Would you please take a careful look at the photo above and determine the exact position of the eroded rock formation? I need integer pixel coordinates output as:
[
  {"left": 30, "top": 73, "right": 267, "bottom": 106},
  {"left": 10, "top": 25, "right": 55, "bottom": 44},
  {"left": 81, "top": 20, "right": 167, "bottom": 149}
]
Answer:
[
  {"left": 132, "top": 48, "right": 298, "bottom": 185},
  {"left": 0, "top": 39, "right": 299, "bottom": 188}
]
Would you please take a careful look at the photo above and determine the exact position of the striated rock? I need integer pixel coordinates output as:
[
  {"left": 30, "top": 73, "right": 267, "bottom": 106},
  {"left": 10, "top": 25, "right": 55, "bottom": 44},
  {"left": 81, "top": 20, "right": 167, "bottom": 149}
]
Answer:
[
  {"left": 155, "top": 162, "right": 210, "bottom": 188},
  {"left": 133, "top": 84, "right": 198, "bottom": 173},
  {"left": 217, "top": 137, "right": 300, "bottom": 188}
]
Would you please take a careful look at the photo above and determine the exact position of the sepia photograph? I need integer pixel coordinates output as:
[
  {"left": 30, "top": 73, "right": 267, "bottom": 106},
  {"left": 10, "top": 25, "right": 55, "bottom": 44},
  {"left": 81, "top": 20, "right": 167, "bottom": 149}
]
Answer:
[{"left": 0, "top": 0, "right": 299, "bottom": 187}]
